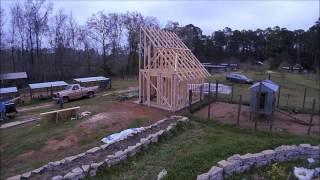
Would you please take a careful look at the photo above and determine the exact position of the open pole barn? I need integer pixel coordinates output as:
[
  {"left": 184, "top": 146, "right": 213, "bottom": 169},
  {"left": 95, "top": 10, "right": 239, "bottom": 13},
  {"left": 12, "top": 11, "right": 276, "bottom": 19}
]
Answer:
[{"left": 139, "top": 27, "right": 210, "bottom": 112}]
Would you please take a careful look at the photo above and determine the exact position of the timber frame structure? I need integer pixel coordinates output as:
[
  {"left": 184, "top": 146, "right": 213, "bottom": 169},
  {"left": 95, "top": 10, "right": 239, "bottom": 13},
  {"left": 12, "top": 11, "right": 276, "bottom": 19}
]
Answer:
[{"left": 139, "top": 27, "right": 210, "bottom": 112}]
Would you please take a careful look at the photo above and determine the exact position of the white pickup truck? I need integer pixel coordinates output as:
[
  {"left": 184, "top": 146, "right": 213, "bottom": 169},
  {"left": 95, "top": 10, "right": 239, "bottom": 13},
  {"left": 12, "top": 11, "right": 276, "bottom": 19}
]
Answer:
[{"left": 53, "top": 84, "right": 98, "bottom": 103}]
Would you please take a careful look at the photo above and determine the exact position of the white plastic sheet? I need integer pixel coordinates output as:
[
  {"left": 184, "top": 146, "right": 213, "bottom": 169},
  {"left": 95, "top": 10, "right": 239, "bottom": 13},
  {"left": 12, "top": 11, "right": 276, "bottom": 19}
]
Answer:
[
  {"left": 101, "top": 127, "right": 144, "bottom": 144},
  {"left": 293, "top": 167, "right": 315, "bottom": 180}
]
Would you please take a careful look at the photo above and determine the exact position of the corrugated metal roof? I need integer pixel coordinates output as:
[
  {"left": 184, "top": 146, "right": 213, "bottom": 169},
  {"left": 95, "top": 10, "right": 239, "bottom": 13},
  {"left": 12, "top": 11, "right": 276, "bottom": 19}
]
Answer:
[
  {"left": 250, "top": 80, "right": 279, "bottom": 92},
  {"left": 203, "top": 65, "right": 226, "bottom": 68},
  {"left": 0, "top": 72, "right": 27, "bottom": 80},
  {"left": 29, "top": 81, "right": 68, "bottom": 89},
  {"left": 73, "top": 76, "right": 109, "bottom": 83},
  {"left": 0, "top": 87, "right": 18, "bottom": 94}
]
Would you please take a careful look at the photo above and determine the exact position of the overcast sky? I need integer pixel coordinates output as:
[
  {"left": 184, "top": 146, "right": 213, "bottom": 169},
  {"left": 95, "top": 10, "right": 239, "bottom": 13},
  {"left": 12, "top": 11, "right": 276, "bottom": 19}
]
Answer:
[{"left": 1, "top": 0, "right": 319, "bottom": 35}]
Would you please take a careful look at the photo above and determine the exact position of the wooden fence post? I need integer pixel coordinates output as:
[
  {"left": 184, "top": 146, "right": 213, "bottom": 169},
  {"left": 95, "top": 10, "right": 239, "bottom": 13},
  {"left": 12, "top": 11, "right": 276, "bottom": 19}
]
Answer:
[
  {"left": 50, "top": 85, "right": 53, "bottom": 96},
  {"left": 254, "top": 82, "right": 262, "bottom": 131},
  {"left": 286, "top": 94, "right": 290, "bottom": 107},
  {"left": 215, "top": 80, "right": 218, "bottom": 101},
  {"left": 302, "top": 87, "right": 307, "bottom": 111},
  {"left": 189, "top": 89, "right": 193, "bottom": 113},
  {"left": 269, "top": 104, "right": 275, "bottom": 132},
  {"left": 277, "top": 86, "right": 281, "bottom": 108},
  {"left": 307, "top": 99, "right": 316, "bottom": 136},
  {"left": 237, "top": 95, "right": 242, "bottom": 126},
  {"left": 230, "top": 83, "right": 234, "bottom": 103},
  {"left": 208, "top": 81, "right": 211, "bottom": 119},
  {"left": 200, "top": 85, "right": 203, "bottom": 101},
  {"left": 29, "top": 88, "right": 33, "bottom": 102}
]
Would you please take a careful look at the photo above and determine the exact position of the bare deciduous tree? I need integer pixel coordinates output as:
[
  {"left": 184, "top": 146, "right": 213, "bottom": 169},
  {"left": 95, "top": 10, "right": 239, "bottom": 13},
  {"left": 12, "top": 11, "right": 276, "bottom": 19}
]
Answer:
[
  {"left": 78, "top": 27, "right": 92, "bottom": 74},
  {"left": 123, "top": 12, "right": 159, "bottom": 75},
  {"left": 24, "top": 0, "right": 52, "bottom": 66},
  {"left": 87, "top": 11, "right": 111, "bottom": 74},
  {"left": 50, "top": 9, "right": 68, "bottom": 79},
  {"left": 0, "top": 8, "right": 5, "bottom": 74},
  {"left": 11, "top": 2, "right": 27, "bottom": 71}
]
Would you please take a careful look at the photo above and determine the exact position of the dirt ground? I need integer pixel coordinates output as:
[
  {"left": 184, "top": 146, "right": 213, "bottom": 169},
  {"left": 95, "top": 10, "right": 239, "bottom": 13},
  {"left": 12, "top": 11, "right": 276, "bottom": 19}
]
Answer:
[
  {"left": 194, "top": 102, "right": 320, "bottom": 137},
  {"left": 7, "top": 100, "right": 170, "bottom": 173}
]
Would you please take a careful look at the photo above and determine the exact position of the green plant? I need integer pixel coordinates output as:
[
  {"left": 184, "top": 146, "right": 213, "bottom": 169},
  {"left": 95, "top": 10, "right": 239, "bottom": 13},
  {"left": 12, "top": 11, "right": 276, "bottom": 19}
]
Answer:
[{"left": 267, "top": 163, "right": 287, "bottom": 180}]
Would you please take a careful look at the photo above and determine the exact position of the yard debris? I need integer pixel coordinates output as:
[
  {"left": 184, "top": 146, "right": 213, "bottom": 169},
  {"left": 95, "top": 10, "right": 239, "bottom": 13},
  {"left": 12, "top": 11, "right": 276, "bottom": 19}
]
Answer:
[
  {"left": 157, "top": 169, "right": 167, "bottom": 180},
  {"left": 101, "top": 127, "right": 145, "bottom": 144},
  {"left": 293, "top": 167, "right": 314, "bottom": 180},
  {"left": 307, "top": 158, "right": 315, "bottom": 165},
  {"left": 78, "top": 111, "right": 91, "bottom": 119}
]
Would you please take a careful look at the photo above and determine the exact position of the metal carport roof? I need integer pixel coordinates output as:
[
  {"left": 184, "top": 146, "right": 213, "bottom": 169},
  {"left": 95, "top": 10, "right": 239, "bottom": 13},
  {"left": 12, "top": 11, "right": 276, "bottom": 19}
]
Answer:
[
  {"left": 0, "top": 72, "right": 27, "bottom": 80},
  {"left": 0, "top": 87, "right": 18, "bottom": 94},
  {"left": 29, "top": 81, "right": 68, "bottom": 89},
  {"left": 73, "top": 76, "right": 109, "bottom": 83}
]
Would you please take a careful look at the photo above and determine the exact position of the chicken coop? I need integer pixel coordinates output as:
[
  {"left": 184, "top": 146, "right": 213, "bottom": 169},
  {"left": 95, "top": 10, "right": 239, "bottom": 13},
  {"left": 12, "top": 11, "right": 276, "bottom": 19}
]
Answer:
[
  {"left": 250, "top": 80, "right": 279, "bottom": 115},
  {"left": 139, "top": 27, "right": 210, "bottom": 112}
]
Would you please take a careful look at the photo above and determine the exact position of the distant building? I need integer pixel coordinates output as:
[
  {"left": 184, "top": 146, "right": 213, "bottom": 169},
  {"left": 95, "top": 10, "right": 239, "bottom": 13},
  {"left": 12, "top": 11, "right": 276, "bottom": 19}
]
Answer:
[{"left": 0, "top": 72, "right": 28, "bottom": 88}]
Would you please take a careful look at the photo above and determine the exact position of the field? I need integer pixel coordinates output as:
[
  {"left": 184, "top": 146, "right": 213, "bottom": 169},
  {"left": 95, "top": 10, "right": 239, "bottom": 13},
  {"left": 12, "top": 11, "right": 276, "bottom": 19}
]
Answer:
[
  {"left": 208, "top": 70, "right": 320, "bottom": 112},
  {"left": 91, "top": 117, "right": 319, "bottom": 179},
  {"left": 0, "top": 71, "right": 319, "bottom": 179}
]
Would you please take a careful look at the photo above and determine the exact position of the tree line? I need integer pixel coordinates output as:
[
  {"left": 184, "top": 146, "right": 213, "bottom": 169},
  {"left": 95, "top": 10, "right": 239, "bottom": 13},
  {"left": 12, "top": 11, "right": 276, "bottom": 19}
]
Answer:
[
  {"left": 0, "top": 0, "right": 319, "bottom": 83},
  {"left": 164, "top": 21, "right": 319, "bottom": 70}
]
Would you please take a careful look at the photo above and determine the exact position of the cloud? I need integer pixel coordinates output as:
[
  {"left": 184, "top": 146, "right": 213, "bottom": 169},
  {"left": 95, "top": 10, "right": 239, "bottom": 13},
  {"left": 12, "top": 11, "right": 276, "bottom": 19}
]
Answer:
[{"left": 1, "top": 0, "right": 318, "bottom": 35}]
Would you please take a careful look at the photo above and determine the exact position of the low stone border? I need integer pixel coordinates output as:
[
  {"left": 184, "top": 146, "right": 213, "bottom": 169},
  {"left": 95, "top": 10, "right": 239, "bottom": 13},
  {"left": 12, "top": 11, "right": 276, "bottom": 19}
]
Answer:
[
  {"left": 197, "top": 144, "right": 320, "bottom": 180},
  {"left": 7, "top": 116, "right": 189, "bottom": 180}
]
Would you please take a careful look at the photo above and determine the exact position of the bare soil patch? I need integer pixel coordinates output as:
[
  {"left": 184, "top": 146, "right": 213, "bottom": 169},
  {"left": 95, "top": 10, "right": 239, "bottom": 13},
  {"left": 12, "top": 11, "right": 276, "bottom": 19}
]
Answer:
[
  {"left": 194, "top": 102, "right": 320, "bottom": 137},
  {"left": 7, "top": 100, "right": 170, "bottom": 177}
]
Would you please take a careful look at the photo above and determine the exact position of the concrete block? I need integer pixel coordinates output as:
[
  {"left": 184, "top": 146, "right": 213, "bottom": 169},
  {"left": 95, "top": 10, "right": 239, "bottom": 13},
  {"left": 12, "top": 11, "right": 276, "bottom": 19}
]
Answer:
[
  {"left": 240, "top": 153, "right": 256, "bottom": 165},
  {"left": 48, "top": 161, "right": 61, "bottom": 168},
  {"left": 51, "top": 175, "right": 63, "bottom": 180},
  {"left": 6, "top": 175, "right": 21, "bottom": 180},
  {"left": 81, "top": 165, "right": 90, "bottom": 173},
  {"left": 63, "top": 172, "right": 79, "bottom": 180},
  {"left": 64, "top": 155, "right": 78, "bottom": 162},
  {"left": 21, "top": 171, "right": 31, "bottom": 179},
  {"left": 31, "top": 166, "right": 44, "bottom": 175},
  {"left": 208, "top": 166, "right": 223, "bottom": 177},
  {"left": 77, "top": 153, "right": 86, "bottom": 158},
  {"left": 100, "top": 144, "right": 109, "bottom": 150},
  {"left": 72, "top": 167, "right": 84, "bottom": 179},
  {"left": 86, "top": 147, "right": 101, "bottom": 154},
  {"left": 196, "top": 173, "right": 209, "bottom": 180}
]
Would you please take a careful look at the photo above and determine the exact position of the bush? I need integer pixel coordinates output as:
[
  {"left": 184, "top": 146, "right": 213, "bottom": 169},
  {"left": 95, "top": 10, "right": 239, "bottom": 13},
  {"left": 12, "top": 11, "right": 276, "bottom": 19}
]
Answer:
[{"left": 267, "top": 163, "right": 287, "bottom": 180}]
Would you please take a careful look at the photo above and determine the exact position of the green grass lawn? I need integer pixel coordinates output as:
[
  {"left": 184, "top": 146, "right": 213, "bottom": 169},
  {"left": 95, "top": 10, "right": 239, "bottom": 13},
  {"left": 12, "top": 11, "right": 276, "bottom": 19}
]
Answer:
[
  {"left": 91, "top": 116, "right": 319, "bottom": 180},
  {"left": 208, "top": 71, "right": 320, "bottom": 112}
]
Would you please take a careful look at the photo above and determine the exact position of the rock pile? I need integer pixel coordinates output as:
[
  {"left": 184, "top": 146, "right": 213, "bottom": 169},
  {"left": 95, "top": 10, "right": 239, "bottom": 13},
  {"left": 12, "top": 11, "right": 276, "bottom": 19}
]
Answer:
[{"left": 197, "top": 144, "right": 319, "bottom": 180}]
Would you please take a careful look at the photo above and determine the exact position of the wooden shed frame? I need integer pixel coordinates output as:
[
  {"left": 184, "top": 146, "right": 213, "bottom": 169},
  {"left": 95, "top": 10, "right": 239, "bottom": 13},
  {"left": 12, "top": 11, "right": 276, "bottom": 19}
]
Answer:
[{"left": 139, "top": 27, "right": 210, "bottom": 112}]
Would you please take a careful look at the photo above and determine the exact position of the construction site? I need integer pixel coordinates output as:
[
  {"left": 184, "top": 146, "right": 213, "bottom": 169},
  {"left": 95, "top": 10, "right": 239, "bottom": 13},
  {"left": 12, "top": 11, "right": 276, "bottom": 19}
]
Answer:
[{"left": 1, "top": 0, "right": 320, "bottom": 178}]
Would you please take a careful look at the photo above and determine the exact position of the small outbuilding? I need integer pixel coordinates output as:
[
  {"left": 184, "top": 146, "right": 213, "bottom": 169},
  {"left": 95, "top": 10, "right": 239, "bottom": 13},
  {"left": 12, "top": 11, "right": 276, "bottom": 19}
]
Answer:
[
  {"left": 28, "top": 81, "right": 68, "bottom": 100},
  {"left": 249, "top": 80, "right": 279, "bottom": 115},
  {"left": 0, "top": 72, "right": 28, "bottom": 88},
  {"left": 73, "top": 76, "right": 111, "bottom": 89}
]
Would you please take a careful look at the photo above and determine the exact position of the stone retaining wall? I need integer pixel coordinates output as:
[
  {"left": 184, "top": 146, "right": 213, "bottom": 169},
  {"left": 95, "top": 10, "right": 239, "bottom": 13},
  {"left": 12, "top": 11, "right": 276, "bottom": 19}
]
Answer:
[
  {"left": 8, "top": 116, "right": 189, "bottom": 180},
  {"left": 197, "top": 144, "right": 320, "bottom": 180}
]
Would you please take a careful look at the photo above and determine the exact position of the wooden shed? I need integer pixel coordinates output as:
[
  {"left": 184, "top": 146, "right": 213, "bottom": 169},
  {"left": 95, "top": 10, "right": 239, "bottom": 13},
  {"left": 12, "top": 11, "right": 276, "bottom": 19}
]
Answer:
[
  {"left": 139, "top": 27, "right": 210, "bottom": 112},
  {"left": 250, "top": 80, "right": 279, "bottom": 115}
]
